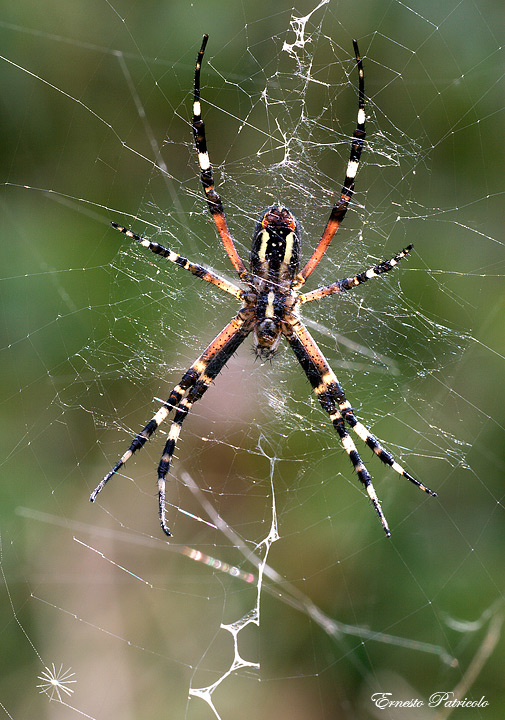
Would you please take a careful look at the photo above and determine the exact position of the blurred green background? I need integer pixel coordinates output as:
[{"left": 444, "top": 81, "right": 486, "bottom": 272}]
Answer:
[{"left": 1, "top": 0, "right": 505, "bottom": 718}]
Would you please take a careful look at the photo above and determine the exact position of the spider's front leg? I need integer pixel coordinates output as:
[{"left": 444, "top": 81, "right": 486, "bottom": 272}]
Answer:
[
  {"left": 297, "top": 40, "right": 366, "bottom": 287},
  {"left": 192, "top": 35, "right": 249, "bottom": 281},
  {"left": 91, "top": 309, "right": 254, "bottom": 536},
  {"left": 282, "top": 315, "right": 436, "bottom": 536}
]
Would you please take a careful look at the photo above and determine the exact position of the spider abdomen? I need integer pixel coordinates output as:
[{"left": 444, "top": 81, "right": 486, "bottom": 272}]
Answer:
[{"left": 250, "top": 206, "right": 301, "bottom": 289}]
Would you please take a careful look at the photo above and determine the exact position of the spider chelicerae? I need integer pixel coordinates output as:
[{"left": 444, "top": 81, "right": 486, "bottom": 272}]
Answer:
[{"left": 90, "top": 35, "right": 437, "bottom": 537}]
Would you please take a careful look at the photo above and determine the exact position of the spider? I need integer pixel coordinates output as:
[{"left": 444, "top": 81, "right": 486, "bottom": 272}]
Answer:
[{"left": 90, "top": 35, "right": 437, "bottom": 538}]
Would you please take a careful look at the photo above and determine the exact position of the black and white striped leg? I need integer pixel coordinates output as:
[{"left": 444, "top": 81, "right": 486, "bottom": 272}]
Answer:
[
  {"left": 90, "top": 368, "right": 201, "bottom": 504},
  {"left": 329, "top": 406, "right": 391, "bottom": 535},
  {"left": 283, "top": 320, "right": 391, "bottom": 535},
  {"left": 337, "top": 39, "right": 366, "bottom": 209},
  {"left": 91, "top": 309, "right": 254, "bottom": 535},
  {"left": 110, "top": 223, "right": 243, "bottom": 300},
  {"left": 155, "top": 314, "right": 254, "bottom": 535},
  {"left": 192, "top": 35, "right": 248, "bottom": 278},
  {"left": 339, "top": 404, "right": 437, "bottom": 497},
  {"left": 299, "top": 245, "right": 413, "bottom": 304},
  {"left": 283, "top": 317, "right": 436, "bottom": 535},
  {"left": 156, "top": 399, "right": 191, "bottom": 536},
  {"left": 156, "top": 393, "right": 199, "bottom": 535},
  {"left": 298, "top": 40, "right": 366, "bottom": 283}
]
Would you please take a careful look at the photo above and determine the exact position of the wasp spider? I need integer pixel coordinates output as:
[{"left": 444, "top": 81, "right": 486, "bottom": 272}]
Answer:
[{"left": 90, "top": 35, "right": 437, "bottom": 537}]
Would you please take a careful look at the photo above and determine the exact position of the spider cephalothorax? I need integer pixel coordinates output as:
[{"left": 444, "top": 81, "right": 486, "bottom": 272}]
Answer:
[{"left": 90, "top": 35, "right": 436, "bottom": 538}]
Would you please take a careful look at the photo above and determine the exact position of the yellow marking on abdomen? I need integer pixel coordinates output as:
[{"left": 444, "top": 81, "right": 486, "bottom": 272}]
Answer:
[
  {"left": 257, "top": 230, "right": 270, "bottom": 261},
  {"left": 283, "top": 232, "right": 295, "bottom": 265}
]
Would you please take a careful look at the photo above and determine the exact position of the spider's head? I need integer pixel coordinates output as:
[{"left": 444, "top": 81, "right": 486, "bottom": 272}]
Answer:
[
  {"left": 250, "top": 205, "right": 301, "bottom": 286},
  {"left": 253, "top": 321, "right": 283, "bottom": 360}
]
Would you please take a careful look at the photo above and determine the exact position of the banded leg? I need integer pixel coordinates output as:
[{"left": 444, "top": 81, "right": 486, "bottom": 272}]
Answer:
[
  {"left": 91, "top": 309, "right": 255, "bottom": 535},
  {"left": 330, "top": 407, "right": 390, "bottom": 534},
  {"left": 193, "top": 35, "right": 249, "bottom": 280},
  {"left": 111, "top": 222, "right": 243, "bottom": 300},
  {"left": 339, "top": 405, "right": 436, "bottom": 498},
  {"left": 283, "top": 317, "right": 390, "bottom": 534},
  {"left": 90, "top": 377, "right": 194, "bottom": 503},
  {"left": 286, "top": 317, "right": 436, "bottom": 496},
  {"left": 299, "top": 245, "right": 413, "bottom": 305},
  {"left": 282, "top": 316, "right": 436, "bottom": 535},
  {"left": 156, "top": 312, "right": 255, "bottom": 534},
  {"left": 297, "top": 40, "right": 366, "bottom": 286}
]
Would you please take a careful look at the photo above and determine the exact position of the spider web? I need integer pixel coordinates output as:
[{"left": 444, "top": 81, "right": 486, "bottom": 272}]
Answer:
[{"left": 1, "top": 0, "right": 505, "bottom": 718}]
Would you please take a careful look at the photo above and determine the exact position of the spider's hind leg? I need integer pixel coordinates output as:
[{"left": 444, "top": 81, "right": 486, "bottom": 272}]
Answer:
[
  {"left": 90, "top": 370, "right": 201, "bottom": 507},
  {"left": 91, "top": 309, "right": 253, "bottom": 537},
  {"left": 340, "top": 405, "right": 437, "bottom": 497},
  {"left": 283, "top": 316, "right": 436, "bottom": 536},
  {"left": 283, "top": 317, "right": 391, "bottom": 535},
  {"left": 155, "top": 310, "right": 254, "bottom": 535},
  {"left": 327, "top": 402, "right": 392, "bottom": 536}
]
